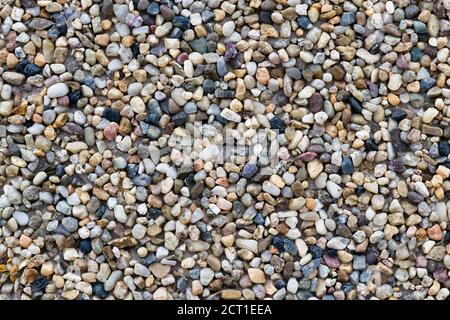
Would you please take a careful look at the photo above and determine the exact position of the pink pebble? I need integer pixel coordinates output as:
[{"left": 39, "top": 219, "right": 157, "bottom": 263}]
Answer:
[
  {"left": 176, "top": 52, "right": 189, "bottom": 64},
  {"left": 57, "top": 96, "right": 69, "bottom": 106},
  {"left": 104, "top": 122, "right": 119, "bottom": 141},
  {"left": 44, "top": 75, "right": 60, "bottom": 87},
  {"left": 298, "top": 152, "right": 318, "bottom": 162}
]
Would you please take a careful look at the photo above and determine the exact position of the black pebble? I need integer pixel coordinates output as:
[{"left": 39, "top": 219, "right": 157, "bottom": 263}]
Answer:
[
  {"left": 127, "top": 164, "right": 139, "bottom": 178},
  {"left": 364, "top": 138, "right": 378, "bottom": 152},
  {"left": 438, "top": 141, "right": 450, "bottom": 157},
  {"left": 201, "top": 231, "right": 213, "bottom": 243},
  {"left": 177, "top": 277, "right": 187, "bottom": 293},
  {"left": 24, "top": 63, "right": 42, "bottom": 76},
  {"left": 95, "top": 203, "right": 107, "bottom": 218},
  {"left": 15, "top": 59, "right": 29, "bottom": 73},
  {"left": 390, "top": 108, "right": 407, "bottom": 121},
  {"left": 131, "top": 43, "right": 140, "bottom": 58},
  {"left": 148, "top": 208, "right": 162, "bottom": 220},
  {"left": 366, "top": 249, "right": 379, "bottom": 265},
  {"left": 172, "top": 111, "right": 189, "bottom": 126},
  {"left": 309, "top": 245, "right": 323, "bottom": 258},
  {"left": 259, "top": 11, "right": 272, "bottom": 24},
  {"left": 79, "top": 239, "right": 92, "bottom": 254},
  {"left": 32, "top": 276, "right": 49, "bottom": 295},
  {"left": 355, "top": 186, "right": 365, "bottom": 196},
  {"left": 55, "top": 164, "right": 65, "bottom": 176},
  {"left": 68, "top": 91, "right": 82, "bottom": 108},
  {"left": 269, "top": 117, "right": 286, "bottom": 133},
  {"left": 341, "top": 156, "right": 355, "bottom": 174},
  {"left": 348, "top": 97, "right": 362, "bottom": 114},
  {"left": 92, "top": 282, "right": 110, "bottom": 299},
  {"left": 272, "top": 235, "right": 284, "bottom": 250},
  {"left": 103, "top": 108, "right": 121, "bottom": 123},
  {"left": 274, "top": 279, "right": 286, "bottom": 289}
]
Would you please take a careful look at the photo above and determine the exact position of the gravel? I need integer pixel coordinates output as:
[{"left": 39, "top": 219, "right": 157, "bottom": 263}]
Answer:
[{"left": 0, "top": 0, "right": 449, "bottom": 301}]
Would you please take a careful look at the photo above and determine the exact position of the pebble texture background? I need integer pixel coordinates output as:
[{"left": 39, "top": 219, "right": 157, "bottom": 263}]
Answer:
[{"left": 0, "top": 0, "right": 450, "bottom": 300}]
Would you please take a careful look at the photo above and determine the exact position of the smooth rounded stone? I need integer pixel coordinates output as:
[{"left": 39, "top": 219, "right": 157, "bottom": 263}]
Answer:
[
  {"left": 388, "top": 74, "right": 402, "bottom": 91},
  {"left": 235, "top": 239, "right": 258, "bottom": 254},
  {"left": 185, "top": 240, "right": 210, "bottom": 252},
  {"left": 405, "top": 5, "right": 419, "bottom": 19},
  {"left": 132, "top": 224, "right": 147, "bottom": 240},
  {"left": 222, "top": 21, "right": 235, "bottom": 37},
  {"left": 341, "top": 12, "right": 356, "bottom": 26},
  {"left": 341, "top": 157, "right": 354, "bottom": 174},
  {"left": 2, "top": 72, "right": 25, "bottom": 85},
  {"left": 47, "top": 83, "right": 69, "bottom": 98},
  {"left": 66, "top": 142, "right": 88, "bottom": 153},
  {"left": 199, "top": 268, "right": 214, "bottom": 286},
  {"left": 248, "top": 268, "right": 266, "bottom": 284},
  {"left": 63, "top": 248, "right": 79, "bottom": 261},
  {"left": 114, "top": 206, "right": 128, "bottom": 223},
  {"left": 307, "top": 160, "right": 323, "bottom": 179},
  {"left": 327, "top": 237, "right": 350, "bottom": 250},
  {"left": 326, "top": 181, "right": 342, "bottom": 199},
  {"left": 61, "top": 217, "right": 78, "bottom": 232},
  {"left": 13, "top": 211, "right": 29, "bottom": 226},
  {"left": 104, "top": 271, "right": 123, "bottom": 291},
  {"left": 308, "top": 93, "right": 323, "bottom": 113},
  {"left": 128, "top": 83, "right": 143, "bottom": 96},
  {"left": 134, "top": 263, "right": 150, "bottom": 277},
  {"left": 376, "top": 285, "right": 393, "bottom": 300},
  {"left": 24, "top": 64, "right": 42, "bottom": 76},
  {"left": 113, "top": 4, "right": 128, "bottom": 23},
  {"left": 4, "top": 185, "right": 22, "bottom": 205},
  {"left": 262, "top": 181, "right": 280, "bottom": 196}
]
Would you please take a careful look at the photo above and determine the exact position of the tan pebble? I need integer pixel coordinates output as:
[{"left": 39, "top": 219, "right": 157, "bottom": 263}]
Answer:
[
  {"left": 221, "top": 289, "right": 242, "bottom": 300},
  {"left": 427, "top": 225, "right": 443, "bottom": 241},
  {"left": 364, "top": 182, "right": 379, "bottom": 194},
  {"left": 260, "top": 24, "right": 279, "bottom": 37},
  {"left": 422, "top": 108, "right": 439, "bottom": 124},
  {"left": 53, "top": 113, "right": 68, "bottom": 128},
  {"left": 61, "top": 290, "right": 80, "bottom": 300},
  {"left": 23, "top": 268, "right": 39, "bottom": 283},
  {"left": 19, "top": 235, "right": 32, "bottom": 248},
  {"left": 406, "top": 81, "right": 420, "bottom": 92},
  {"left": 397, "top": 180, "right": 408, "bottom": 197},
  {"left": 0, "top": 49, "right": 8, "bottom": 64},
  {"left": 307, "top": 159, "right": 323, "bottom": 179},
  {"left": 247, "top": 268, "right": 266, "bottom": 284},
  {"left": 416, "top": 228, "right": 428, "bottom": 241},
  {"left": 221, "top": 234, "right": 235, "bottom": 247},
  {"left": 387, "top": 93, "right": 400, "bottom": 106},
  {"left": 256, "top": 68, "right": 270, "bottom": 85},
  {"left": 6, "top": 53, "right": 19, "bottom": 68},
  {"left": 34, "top": 53, "right": 47, "bottom": 67},
  {"left": 191, "top": 280, "right": 203, "bottom": 295},
  {"left": 305, "top": 198, "right": 317, "bottom": 210},
  {"left": 94, "top": 34, "right": 110, "bottom": 46},
  {"left": 153, "top": 287, "right": 168, "bottom": 300},
  {"left": 41, "top": 262, "right": 54, "bottom": 277}
]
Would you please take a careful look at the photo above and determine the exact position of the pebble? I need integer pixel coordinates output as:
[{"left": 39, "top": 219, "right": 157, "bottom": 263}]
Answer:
[{"left": 47, "top": 83, "right": 69, "bottom": 98}]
